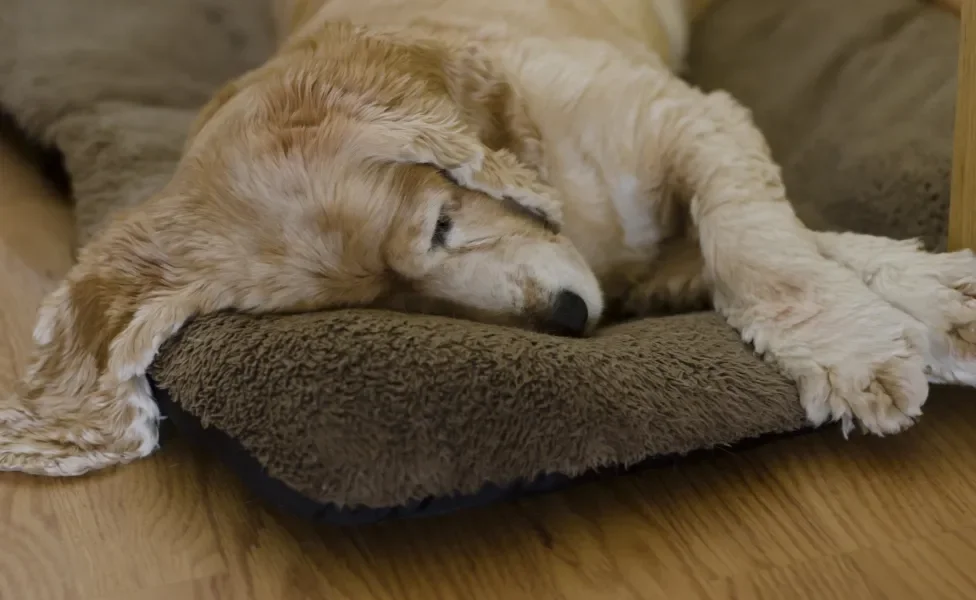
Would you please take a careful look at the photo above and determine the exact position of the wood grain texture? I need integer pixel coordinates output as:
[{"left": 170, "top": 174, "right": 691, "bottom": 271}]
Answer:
[
  {"left": 5, "top": 107, "right": 976, "bottom": 598},
  {"left": 0, "top": 136, "right": 77, "bottom": 600},
  {"left": 949, "top": 0, "right": 975, "bottom": 250},
  {"left": 5, "top": 390, "right": 973, "bottom": 600}
]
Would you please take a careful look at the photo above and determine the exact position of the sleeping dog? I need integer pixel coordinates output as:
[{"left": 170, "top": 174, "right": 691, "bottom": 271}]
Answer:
[{"left": 8, "top": 0, "right": 976, "bottom": 476}]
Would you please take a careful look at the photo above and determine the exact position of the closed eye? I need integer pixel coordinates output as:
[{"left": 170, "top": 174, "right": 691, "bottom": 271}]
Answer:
[
  {"left": 438, "top": 168, "right": 557, "bottom": 234},
  {"left": 431, "top": 211, "right": 452, "bottom": 248}
]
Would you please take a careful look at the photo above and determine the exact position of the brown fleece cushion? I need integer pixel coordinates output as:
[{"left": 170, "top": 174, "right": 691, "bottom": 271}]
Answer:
[{"left": 0, "top": 0, "right": 958, "bottom": 515}]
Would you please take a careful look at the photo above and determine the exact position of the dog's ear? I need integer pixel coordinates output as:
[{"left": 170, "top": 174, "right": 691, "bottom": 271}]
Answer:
[
  {"left": 365, "top": 103, "right": 564, "bottom": 232},
  {"left": 362, "top": 40, "right": 564, "bottom": 231},
  {"left": 0, "top": 216, "right": 199, "bottom": 475}
]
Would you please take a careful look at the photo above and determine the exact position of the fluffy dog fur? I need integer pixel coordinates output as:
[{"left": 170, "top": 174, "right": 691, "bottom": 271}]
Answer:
[{"left": 3, "top": 0, "right": 976, "bottom": 476}]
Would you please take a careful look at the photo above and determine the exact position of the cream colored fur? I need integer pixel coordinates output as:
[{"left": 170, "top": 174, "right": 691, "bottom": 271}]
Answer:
[{"left": 2, "top": 0, "right": 976, "bottom": 477}]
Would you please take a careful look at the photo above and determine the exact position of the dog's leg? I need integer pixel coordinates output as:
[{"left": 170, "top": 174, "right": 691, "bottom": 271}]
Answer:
[
  {"left": 812, "top": 231, "right": 976, "bottom": 386},
  {"left": 646, "top": 84, "right": 930, "bottom": 435},
  {"left": 620, "top": 236, "right": 710, "bottom": 315}
]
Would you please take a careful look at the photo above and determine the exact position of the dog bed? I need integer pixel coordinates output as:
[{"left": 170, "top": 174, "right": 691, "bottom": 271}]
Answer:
[{"left": 0, "top": 0, "right": 959, "bottom": 523}]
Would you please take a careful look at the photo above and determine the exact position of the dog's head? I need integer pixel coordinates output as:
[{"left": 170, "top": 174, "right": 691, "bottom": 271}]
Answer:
[{"left": 175, "top": 22, "right": 604, "bottom": 333}]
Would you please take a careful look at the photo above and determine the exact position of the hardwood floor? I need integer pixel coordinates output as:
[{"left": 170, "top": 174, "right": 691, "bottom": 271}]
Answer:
[{"left": 3, "top": 136, "right": 976, "bottom": 600}]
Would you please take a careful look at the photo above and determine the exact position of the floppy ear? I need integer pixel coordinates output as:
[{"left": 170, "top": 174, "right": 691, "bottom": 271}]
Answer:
[
  {"left": 363, "top": 40, "right": 564, "bottom": 230},
  {"left": 2, "top": 66, "right": 270, "bottom": 476},
  {"left": 0, "top": 215, "right": 200, "bottom": 476},
  {"left": 372, "top": 120, "right": 562, "bottom": 227}
]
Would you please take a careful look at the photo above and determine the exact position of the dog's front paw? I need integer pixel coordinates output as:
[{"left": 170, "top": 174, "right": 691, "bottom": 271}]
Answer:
[
  {"left": 865, "top": 248, "right": 976, "bottom": 386},
  {"left": 795, "top": 343, "right": 928, "bottom": 436},
  {"left": 735, "top": 266, "right": 930, "bottom": 436},
  {"left": 787, "top": 299, "right": 929, "bottom": 436}
]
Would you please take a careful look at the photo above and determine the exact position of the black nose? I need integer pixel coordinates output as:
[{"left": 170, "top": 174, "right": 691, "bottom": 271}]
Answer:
[{"left": 543, "top": 290, "right": 589, "bottom": 337}]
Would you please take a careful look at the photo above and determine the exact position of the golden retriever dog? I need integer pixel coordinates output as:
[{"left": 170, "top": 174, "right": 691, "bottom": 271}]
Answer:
[{"left": 4, "top": 0, "right": 976, "bottom": 476}]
